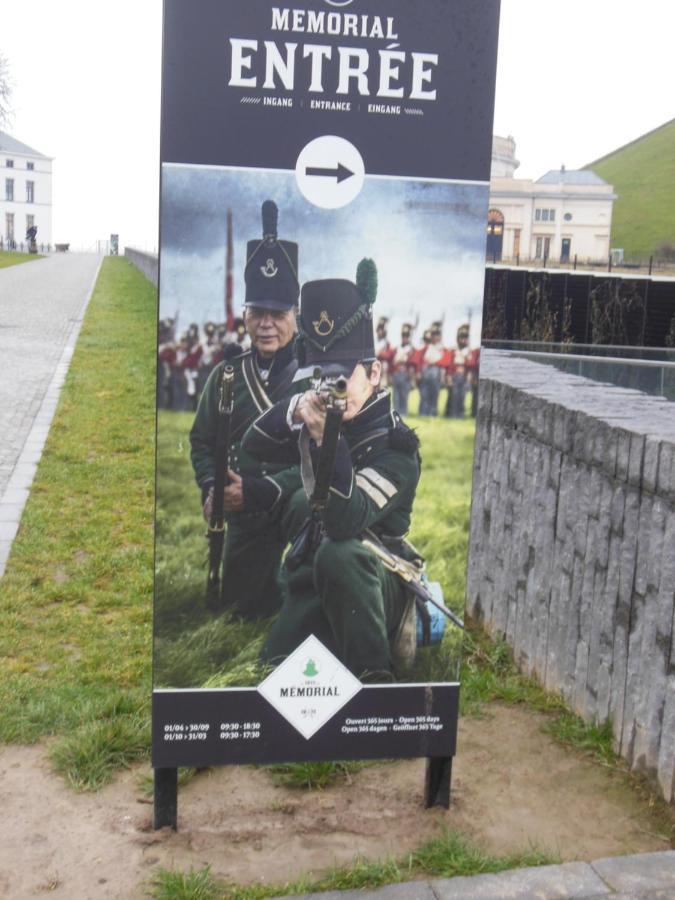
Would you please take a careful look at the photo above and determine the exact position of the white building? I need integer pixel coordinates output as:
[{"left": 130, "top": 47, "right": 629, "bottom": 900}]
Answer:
[
  {"left": 488, "top": 136, "right": 616, "bottom": 264},
  {"left": 0, "top": 131, "right": 53, "bottom": 249}
]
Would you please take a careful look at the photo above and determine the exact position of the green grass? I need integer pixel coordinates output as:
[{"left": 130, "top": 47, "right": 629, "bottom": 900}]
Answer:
[
  {"left": 0, "top": 257, "right": 156, "bottom": 785},
  {"left": 265, "top": 759, "right": 375, "bottom": 789},
  {"left": 586, "top": 118, "right": 675, "bottom": 258},
  {"left": 0, "top": 248, "right": 44, "bottom": 268},
  {"left": 151, "top": 831, "right": 555, "bottom": 899},
  {"left": 462, "top": 627, "right": 595, "bottom": 732},
  {"left": 153, "top": 868, "right": 221, "bottom": 900}
]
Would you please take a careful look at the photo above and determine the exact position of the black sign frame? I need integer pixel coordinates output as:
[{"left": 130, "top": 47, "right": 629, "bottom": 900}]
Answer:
[{"left": 154, "top": 0, "right": 500, "bottom": 828}]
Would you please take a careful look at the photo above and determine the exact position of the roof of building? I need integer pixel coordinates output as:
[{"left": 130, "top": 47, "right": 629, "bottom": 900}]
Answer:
[
  {"left": 536, "top": 168, "right": 608, "bottom": 186},
  {"left": 0, "top": 131, "right": 51, "bottom": 159}
]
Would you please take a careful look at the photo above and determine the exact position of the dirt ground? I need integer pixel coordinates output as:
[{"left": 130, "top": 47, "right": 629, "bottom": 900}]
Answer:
[{"left": 0, "top": 705, "right": 669, "bottom": 899}]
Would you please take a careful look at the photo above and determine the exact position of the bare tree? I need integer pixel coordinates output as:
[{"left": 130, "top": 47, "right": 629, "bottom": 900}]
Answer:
[{"left": 0, "top": 52, "right": 12, "bottom": 129}]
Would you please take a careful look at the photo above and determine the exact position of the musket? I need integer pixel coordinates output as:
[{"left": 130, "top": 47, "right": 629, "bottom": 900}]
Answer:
[
  {"left": 206, "top": 365, "right": 235, "bottom": 607},
  {"left": 361, "top": 530, "right": 465, "bottom": 630},
  {"left": 225, "top": 209, "right": 235, "bottom": 332},
  {"left": 285, "top": 367, "right": 348, "bottom": 571}
]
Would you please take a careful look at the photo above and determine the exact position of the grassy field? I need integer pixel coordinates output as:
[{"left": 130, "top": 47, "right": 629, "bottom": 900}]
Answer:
[
  {"left": 0, "top": 249, "right": 44, "bottom": 268},
  {"left": 0, "top": 257, "right": 156, "bottom": 787},
  {"left": 586, "top": 118, "right": 675, "bottom": 258}
]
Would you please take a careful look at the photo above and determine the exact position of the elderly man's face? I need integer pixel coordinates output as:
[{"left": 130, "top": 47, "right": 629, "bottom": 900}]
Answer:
[{"left": 244, "top": 306, "right": 297, "bottom": 358}]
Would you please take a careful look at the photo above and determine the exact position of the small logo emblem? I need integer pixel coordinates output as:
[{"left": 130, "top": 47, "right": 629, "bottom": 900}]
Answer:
[
  {"left": 261, "top": 258, "right": 278, "bottom": 278},
  {"left": 303, "top": 659, "right": 318, "bottom": 677},
  {"left": 313, "top": 310, "right": 334, "bottom": 337}
]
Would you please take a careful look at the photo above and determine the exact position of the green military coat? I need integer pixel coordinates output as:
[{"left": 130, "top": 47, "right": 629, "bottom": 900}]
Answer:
[
  {"left": 242, "top": 390, "right": 421, "bottom": 677},
  {"left": 189, "top": 343, "right": 303, "bottom": 619}
]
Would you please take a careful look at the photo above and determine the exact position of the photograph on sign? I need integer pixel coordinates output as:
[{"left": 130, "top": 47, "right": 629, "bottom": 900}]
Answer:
[{"left": 153, "top": 0, "right": 500, "bottom": 768}]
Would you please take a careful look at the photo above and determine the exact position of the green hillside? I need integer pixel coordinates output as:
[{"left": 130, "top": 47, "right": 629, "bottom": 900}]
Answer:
[{"left": 586, "top": 119, "right": 675, "bottom": 259}]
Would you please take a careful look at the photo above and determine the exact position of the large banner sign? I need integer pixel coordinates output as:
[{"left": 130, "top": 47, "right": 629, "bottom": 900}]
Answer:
[{"left": 154, "top": 0, "right": 500, "bottom": 770}]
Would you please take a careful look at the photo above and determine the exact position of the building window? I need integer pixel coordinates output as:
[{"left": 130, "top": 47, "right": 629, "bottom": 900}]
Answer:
[
  {"left": 513, "top": 228, "right": 521, "bottom": 258},
  {"left": 6, "top": 159, "right": 13, "bottom": 168},
  {"left": 535, "top": 208, "right": 556, "bottom": 222},
  {"left": 26, "top": 214, "right": 34, "bottom": 230},
  {"left": 27, "top": 162, "right": 34, "bottom": 171},
  {"left": 26, "top": 181, "right": 34, "bottom": 203},
  {"left": 6, "top": 212, "right": 15, "bottom": 242},
  {"left": 5, "top": 178, "right": 14, "bottom": 201},
  {"left": 535, "top": 209, "right": 541, "bottom": 221},
  {"left": 564, "top": 212, "right": 573, "bottom": 222},
  {"left": 550, "top": 209, "right": 555, "bottom": 222}
]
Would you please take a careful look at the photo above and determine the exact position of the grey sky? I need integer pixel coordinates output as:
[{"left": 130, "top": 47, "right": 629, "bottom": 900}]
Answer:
[
  {"left": 160, "top": 167, "right": 487, "bottom": 339},
  {"left": 1, "top": 0, "right": 673, "bottom": 249}
]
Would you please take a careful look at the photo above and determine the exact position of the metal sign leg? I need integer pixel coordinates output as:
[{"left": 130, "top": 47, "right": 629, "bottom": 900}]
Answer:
[
  {"left": 425, "top": 756, "right": 452, "bottom": 808},
  {"left": 154, "top": 767, "right": 178, "bottom": 830}
]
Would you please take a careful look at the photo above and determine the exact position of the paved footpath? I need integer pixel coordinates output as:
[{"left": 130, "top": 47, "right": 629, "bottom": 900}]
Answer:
[
  {"left": 277, "top": 851, "right": 675, "bottom": 900},
  {"left": 0, "top": 252, "right": 102, "bottom": 575}
]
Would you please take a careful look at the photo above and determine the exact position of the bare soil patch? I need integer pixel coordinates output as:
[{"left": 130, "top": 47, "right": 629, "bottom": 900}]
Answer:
[{"left": 0, "top": 705, "right": 668, "bottom": 899}]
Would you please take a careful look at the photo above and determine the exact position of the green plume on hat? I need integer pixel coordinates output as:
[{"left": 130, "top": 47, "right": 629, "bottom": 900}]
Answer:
[{"left": 356, "top": 258, "right": 378, "bottom": 307}]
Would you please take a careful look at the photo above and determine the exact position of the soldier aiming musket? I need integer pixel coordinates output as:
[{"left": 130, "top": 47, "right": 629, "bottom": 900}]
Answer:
[{"left": 243, "top": 258, "right": 454, "bottom": 681}]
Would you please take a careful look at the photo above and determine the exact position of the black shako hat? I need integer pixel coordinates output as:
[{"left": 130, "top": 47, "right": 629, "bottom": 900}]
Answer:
[
  {"left": 296, "top": 258, "right": 378, "bottom": 377},
  {"left": 244, "top": 200, "right": 299, "bottom": 311}
]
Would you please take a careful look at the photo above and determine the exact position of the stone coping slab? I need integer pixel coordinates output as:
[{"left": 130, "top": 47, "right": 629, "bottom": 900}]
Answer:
[{"left": 273, "top": 851, "right": 675, "bottom": 900}]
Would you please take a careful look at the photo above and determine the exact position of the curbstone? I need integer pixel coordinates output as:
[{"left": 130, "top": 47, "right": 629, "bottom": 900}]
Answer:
[
  {"left": 590, "top": 851, "right": 675, "bottom": 893},
  {"left": 431, "top": 862, "right": 611, "bottom": 899}
]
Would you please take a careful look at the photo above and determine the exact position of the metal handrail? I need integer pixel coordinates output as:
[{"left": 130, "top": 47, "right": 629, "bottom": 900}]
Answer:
[
  {"left": 483, "top": 341, "right": 675, "bottom": 363},
  {"left": 496, "top": 349, "right": 675, "bottom": 371}
]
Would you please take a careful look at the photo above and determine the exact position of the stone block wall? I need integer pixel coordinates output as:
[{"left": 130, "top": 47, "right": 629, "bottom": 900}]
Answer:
[
  {"left": 467, "top": 352, "right": 675, "bottom": 802},
  {"left": 124, "top": 247, "right": 158, "bottom": 287}
]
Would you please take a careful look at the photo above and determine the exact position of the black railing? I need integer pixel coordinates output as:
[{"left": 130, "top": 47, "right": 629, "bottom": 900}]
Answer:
[{"left": 483, "top": 266, "right": 675, "bottom": 348}]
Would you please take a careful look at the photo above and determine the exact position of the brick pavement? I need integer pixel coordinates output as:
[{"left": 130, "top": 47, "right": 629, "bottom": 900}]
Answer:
[{"left": 0, "top": 253, "right": 102, "bottom": 573}]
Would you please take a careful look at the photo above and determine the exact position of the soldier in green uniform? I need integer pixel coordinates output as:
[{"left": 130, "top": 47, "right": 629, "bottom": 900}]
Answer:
[
  {"left": 242, "top": 260, "right": 421, "bottom": 680},
  {"left": 190, "top": 200, "right": 304, "bottom": 619}
]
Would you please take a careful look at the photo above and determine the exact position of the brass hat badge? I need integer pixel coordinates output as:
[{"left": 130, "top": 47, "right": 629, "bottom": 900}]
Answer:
[{"left": 313, "top": 310, "right": 335, "bottom": 337}]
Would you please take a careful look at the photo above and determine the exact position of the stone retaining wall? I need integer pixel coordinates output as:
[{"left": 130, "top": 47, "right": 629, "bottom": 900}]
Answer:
[
  {"left": 124, "top": 247, "right": 158, "bottom": 287},
  {"left": 467, "top": 352, "right": 675, "bottom": 802}
]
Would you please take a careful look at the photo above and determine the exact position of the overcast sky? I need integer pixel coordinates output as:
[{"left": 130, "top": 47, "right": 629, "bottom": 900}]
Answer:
[
  {"left": 1, "top": 0, "right": 673, "bottom": 250},
  {"left": 160, "top": 166, "right": 486, "bottom": 336}
]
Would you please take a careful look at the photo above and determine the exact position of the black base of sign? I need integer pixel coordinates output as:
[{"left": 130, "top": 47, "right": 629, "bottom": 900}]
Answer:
[
  {"left": 425, "top": 756, "right": 453, "bottom": 808},
  {"left": 154, "top": 767, "right": 178, "bottom": 830},
  {"left": 153, "top": 753, "right": 454, "bottom": 830},
  {"left": 152, "top": 683, "right": 459, "bottom": 829}
]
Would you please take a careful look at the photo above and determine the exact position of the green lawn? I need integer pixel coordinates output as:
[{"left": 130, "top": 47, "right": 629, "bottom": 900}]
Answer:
[
  {"left": 0, "top": 249, "right": 44, "bottom": 268},
  {"left": 0, "top": 257, "right": 156, "bottom": 786},
  {"left": 586, "top": 118, "right": 675, "bottom": 258}
]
